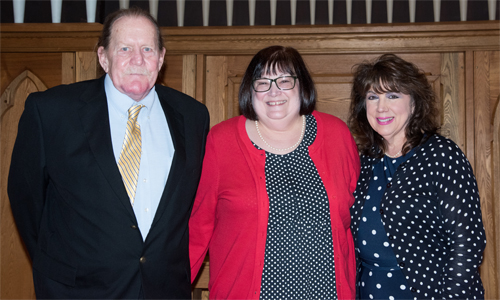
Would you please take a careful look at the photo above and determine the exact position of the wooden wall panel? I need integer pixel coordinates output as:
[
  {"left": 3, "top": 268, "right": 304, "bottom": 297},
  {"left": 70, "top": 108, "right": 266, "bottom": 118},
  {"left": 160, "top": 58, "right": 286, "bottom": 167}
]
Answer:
[
  {"left": 1, "top": 53, "right": 62, "bottom": 95},
  {"left": 160, "top": 55, "right": 184, "bottom": 92},
  {"left": 1, "top": 71, "right": 47, "bottom": 300},
  {"left": 493, "top": 96, "right": 500, "bottom": 299},
  {"left": 440, "top": 53, "right": 466, "bottom": 150},
  {"left": 465, "top": 50, "right": 476, "bottom": 165},
  {"left": 182, "top": 55, "right": 197, "bottom": 99},
  {"left": 75, "top": 52, "right": 98, "bottom": 82},
  {"left": 206, "top": 56, "right": 229, "bottom": 127},
  {"left": 474, "top": 51, "right": 498, "bottom": 300},
  {"left": 489, "top": 51, "right": 500, "bottom": 299},
  {"left": 61, "top": 53, "right": 76, "bottom": 84},
  {"left": 1, "top": 22, "right": 499, "bottom": 299}
]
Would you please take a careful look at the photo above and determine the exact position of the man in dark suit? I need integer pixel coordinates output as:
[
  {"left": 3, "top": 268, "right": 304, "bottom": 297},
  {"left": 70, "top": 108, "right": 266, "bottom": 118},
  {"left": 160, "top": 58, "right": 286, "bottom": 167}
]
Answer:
[{"left": 8, "top": 7, "right": 209, "bottom": 299}]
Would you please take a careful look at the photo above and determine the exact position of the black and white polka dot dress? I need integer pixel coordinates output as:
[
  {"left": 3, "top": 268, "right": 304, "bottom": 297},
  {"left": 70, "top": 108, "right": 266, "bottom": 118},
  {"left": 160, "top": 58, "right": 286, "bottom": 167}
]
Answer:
[{"left": 255, "top": 114, "right": 337, "bottom": 300}]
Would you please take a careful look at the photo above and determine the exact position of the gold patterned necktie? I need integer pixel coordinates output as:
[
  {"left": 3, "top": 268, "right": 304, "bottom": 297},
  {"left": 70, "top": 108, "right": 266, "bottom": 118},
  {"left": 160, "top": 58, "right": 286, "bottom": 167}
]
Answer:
[{"left": 118, "top": 104, "right": 145, "bottom": 205}]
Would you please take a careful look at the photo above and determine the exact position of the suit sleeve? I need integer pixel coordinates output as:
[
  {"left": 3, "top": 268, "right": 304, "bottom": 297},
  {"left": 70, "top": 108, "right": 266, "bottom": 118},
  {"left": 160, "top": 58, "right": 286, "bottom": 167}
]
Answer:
[
  {"left": 189, "top": 130, "right": 219, "bottom": 282},
  {"left": 8, "top": 95, "right": 48, "bottom": 260},
  {"left": 437, "top": 143, "right": 486, "bottom": 298}
]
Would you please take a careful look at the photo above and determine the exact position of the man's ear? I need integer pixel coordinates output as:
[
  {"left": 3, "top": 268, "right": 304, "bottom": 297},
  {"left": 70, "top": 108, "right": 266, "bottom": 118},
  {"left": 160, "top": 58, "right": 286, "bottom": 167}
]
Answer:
[{"left": 97, "top": 46, "right": 109, "bottom": 73}]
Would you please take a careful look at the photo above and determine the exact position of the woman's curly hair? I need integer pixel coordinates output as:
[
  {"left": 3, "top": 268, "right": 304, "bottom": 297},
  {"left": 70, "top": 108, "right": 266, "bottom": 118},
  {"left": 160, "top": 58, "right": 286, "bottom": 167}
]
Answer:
[{"left": 347, "top": 54, "right": 440, "bottom": 158}]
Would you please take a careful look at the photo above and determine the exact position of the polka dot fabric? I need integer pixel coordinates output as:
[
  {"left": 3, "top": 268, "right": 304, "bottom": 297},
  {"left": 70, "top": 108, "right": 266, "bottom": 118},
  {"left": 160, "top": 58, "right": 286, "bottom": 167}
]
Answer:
[
  {"left": 257, "top": 115, "right": 338, "bottom": 300},
  {"left": 357, "top": 150, "right": 415, "bottom": 300},
  {"left": 351, "top": 135, "right": 486, "bottom": 299}
]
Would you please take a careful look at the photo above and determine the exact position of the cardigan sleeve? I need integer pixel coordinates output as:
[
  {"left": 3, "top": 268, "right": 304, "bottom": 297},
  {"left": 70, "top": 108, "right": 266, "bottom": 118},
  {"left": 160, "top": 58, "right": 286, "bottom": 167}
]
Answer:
[
  {"left": 436, "top": 141, "right": 486, "bottom": 298},
  {"left": 189, "top": 130, "right": 220, "bottom": 282}
]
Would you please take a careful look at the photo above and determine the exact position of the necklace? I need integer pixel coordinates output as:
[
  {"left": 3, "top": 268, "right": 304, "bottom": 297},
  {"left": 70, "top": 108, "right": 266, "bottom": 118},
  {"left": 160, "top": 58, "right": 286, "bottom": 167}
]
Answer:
[
  {"left": 385, "top": 149, "right": 402, "bottom": 158},
  {"left": 255, "top": 115, "right": 306, "bottom": 152}
]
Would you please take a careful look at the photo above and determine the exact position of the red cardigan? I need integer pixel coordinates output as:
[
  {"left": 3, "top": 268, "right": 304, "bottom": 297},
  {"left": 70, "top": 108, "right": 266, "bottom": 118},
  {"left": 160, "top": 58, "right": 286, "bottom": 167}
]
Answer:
[{"left": 190, "top": 111, "right": 360, "bottom": 299}]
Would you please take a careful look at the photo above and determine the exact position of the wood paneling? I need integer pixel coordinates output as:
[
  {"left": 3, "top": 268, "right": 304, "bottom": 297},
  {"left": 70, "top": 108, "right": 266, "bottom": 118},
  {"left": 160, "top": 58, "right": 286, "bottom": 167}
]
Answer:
[
  {"left": 474, "top": 51, "right": 498, "bottom": 300},
  {"left": 160, "top": 55, "right": 184, "bottom": 92},
  {"left": 1, "top": 53, "right": 62, "bottom": 95},
  {"left": 206, "top": 56, "right": 229, "bottom": 127},
  {"left": 440, "top": 53, "right": 465, "bottom": 150},
  {"left": 76, "top": 52, "right": 98, "bottom": 82},
  {"left": 182, "top": 55, "right": 197, "bottom": 99},
  {"left": 61, "top": 53, "right": 76, "bottom": 84},
  {"left": 1, "top": 22, "right": 499, "bottom": 299},
  {"left": 493, "top": 96, "right": 500, "bottom": 296},
  {"left": 1, "top": 71, "right": 47, "bottom": 300}
]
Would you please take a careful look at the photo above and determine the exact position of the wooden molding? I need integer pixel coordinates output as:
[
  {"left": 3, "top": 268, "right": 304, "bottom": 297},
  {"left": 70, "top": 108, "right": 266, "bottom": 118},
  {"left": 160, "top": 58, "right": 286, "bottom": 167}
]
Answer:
[{"left": 1, "top": 21, "right": 499, "bottom": 54}]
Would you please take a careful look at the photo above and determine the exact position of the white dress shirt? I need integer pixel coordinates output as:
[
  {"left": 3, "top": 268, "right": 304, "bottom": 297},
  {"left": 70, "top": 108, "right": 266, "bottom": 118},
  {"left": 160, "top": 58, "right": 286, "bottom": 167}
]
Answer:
[{"left": 105, "top": 74, "right": 174, "bottom": 240}]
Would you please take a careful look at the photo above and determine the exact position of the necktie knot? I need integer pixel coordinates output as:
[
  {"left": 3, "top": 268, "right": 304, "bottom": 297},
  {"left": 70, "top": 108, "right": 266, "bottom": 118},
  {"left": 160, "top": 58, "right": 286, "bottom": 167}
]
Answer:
[{"left": 128, "top": 104, "right": 144, "bottom": 126}]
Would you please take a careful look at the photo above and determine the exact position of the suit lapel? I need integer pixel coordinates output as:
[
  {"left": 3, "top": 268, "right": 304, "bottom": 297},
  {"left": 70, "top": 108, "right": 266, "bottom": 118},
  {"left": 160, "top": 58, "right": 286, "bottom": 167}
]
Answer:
[
  {"left": 78, "top": 77, "right": 136, "bottom": 218},
  {"left": 149, "top": 87, "right": 187, "bottom": 229}
]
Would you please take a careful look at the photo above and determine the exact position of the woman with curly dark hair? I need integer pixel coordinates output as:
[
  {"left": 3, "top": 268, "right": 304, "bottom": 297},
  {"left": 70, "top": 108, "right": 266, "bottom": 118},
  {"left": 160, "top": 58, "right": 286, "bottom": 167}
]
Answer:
[{"left": 348, "top": 54, "right": 486, "bottom": 299}]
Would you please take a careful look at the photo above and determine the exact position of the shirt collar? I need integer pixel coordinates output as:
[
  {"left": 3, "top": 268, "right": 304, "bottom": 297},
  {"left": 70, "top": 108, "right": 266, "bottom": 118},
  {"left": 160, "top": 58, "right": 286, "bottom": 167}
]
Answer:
[{"left": 104, "top": 74, "right": 157, "bottom": 117}]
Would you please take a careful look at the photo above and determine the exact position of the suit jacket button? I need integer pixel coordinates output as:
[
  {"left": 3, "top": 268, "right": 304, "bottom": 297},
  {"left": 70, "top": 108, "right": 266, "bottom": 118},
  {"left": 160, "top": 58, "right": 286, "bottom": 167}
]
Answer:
[
  {"left": 131, "top": 225, "right": 138, "bottom": 229},
  {"left": 140, "top": 257, "right": 146, "bottom": 263}
]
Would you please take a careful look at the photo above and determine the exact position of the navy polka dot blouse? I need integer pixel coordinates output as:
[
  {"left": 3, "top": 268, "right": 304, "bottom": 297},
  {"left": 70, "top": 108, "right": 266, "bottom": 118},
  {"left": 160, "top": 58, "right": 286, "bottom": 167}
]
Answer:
[{"left": 351, "top": 135, "right": 486, "bottom": 299}]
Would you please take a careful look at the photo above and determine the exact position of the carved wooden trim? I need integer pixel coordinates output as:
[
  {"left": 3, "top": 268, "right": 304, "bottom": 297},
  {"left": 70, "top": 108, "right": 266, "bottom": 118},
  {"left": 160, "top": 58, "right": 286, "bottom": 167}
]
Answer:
[{"left": 1, "top": 70, "right": 47, "bottom": 118}]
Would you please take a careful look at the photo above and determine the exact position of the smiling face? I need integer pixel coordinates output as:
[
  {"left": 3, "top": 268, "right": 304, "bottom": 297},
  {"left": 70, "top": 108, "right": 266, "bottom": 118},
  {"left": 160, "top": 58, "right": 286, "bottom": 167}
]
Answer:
[
  {"left": 252, "top": 71, "right": 301, "bottom": 125},
  {"left": 97, "top": 16, "right": 166, "bottom": 101},
  {"left": 365, "top": 89, "right": 413, "bottom": 146}
]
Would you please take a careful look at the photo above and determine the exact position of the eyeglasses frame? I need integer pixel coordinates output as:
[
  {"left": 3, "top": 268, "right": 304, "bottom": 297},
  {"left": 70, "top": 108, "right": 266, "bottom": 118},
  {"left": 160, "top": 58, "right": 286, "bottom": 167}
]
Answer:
[{"left": 251, "top": 75, "right": 298, "bottom": 92}]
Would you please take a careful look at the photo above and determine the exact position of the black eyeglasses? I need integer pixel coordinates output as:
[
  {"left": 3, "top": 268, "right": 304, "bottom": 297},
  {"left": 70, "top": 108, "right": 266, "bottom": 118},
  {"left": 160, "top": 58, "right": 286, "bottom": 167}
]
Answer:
[{"left": 252, "top": 76, "right": 297, "bottom": 92}]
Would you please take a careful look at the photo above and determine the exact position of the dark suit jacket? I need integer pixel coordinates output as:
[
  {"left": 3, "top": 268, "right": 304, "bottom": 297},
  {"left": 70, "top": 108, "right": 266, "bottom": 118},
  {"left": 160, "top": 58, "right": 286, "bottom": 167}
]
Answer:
[{"left": 8, "top": 76, "right": 210, "bottom": 299}]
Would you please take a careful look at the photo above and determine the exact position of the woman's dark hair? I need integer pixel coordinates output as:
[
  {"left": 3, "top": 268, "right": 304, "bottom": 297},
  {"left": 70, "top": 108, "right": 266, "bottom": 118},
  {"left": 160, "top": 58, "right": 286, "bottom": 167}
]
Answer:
[
  {"left": 97, "top": 7, "right": 164, "bottom": 52},
  {"left": 347, "top": 54, "right": 439, "bottom": 158},
  {"left": 238, "top": 46, "right": 316, "bottom": 120}
]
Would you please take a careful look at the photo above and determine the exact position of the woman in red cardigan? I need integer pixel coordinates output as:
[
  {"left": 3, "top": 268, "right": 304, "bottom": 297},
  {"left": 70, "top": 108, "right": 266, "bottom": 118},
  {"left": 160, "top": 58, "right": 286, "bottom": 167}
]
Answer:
[{"left": 189, "top": 45, "right": 360, "bottom": 300}]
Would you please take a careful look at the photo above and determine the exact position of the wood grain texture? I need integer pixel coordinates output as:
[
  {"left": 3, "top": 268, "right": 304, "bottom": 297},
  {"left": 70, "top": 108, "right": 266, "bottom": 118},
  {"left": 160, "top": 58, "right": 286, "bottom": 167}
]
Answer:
[
  {"left": 76, "top": 52, "right": 98, "bottom": 82},
  {"left": 61, "top": 53, "right": 75, "bottom": 84},
  {"left": 1, "top": 71, "right": 47, "bottom": 300},
  {"left": 489, "top": 52, "right": 500, "bottom": 299},
  {"left": 1, "top": 53, "right": 62, "bottom": 95},
  {"left": 206, "top": 56, "right": 228, "bottom": 127},
  {"left": 493, "top": 95, "right": 500, "bottom": 299},
  {"left": 196, "top": 55, "right": 206, "bottom": 104},
  {"left": 160, "top": 55, "right": 184, "bottom": 92},
  {"left": 474, "top": 51, "right": 498, "bottom": 300},
  {"left": 2, "top": 22, "right": 499, "bottom": 54},
  {"left": 182, "top": 55, "right": 197, "bottom": 99},
  {"left": 440, "top": 53, "right": 465, "bottom": 150},
  {"left": 465, "top": 51, "right": 475, "bottom": 165}
]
